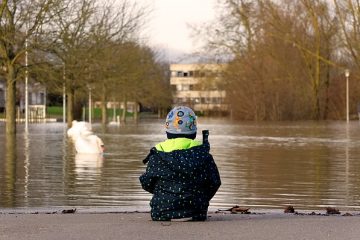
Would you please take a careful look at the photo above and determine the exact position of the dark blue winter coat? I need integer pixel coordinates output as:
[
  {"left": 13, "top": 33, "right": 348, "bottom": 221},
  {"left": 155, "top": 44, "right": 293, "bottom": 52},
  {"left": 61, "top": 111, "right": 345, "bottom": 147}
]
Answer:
[{"left": 139, "top": 138, "right": 221, "bottom": 221}]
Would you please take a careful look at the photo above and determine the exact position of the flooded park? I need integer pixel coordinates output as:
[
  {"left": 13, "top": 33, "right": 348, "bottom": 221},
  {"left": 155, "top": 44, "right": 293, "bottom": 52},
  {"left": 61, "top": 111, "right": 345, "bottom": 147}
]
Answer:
[{"left": 1, "top": 118, "right": 360, "bottom": 211}]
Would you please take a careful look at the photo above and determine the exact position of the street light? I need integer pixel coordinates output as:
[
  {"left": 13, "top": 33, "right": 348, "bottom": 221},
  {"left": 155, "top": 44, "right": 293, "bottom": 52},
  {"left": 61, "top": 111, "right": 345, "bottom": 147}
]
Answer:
[
  {"left": 62, "top": 65, "right": 66, "bottom": 125},
  {"left": 345, "top": 69, "right": 350, "bottom": 123},
  {"left": 88, "top": 84, "right": 92, "bottom": 125},
  {"left": 24, "top": 32, "right": 29, "bottom": 132}
]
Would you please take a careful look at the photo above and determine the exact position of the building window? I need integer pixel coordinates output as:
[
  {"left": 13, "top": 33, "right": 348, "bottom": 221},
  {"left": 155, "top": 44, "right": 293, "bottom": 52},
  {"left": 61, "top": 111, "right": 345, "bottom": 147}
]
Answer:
[
  {"left": 39, "top": 92, "right": 45, "bottom": 105},
  {"left": 182, "top": 84, "right": 190, "bottom": 91},
  {"left": 193, "top": 70, "right": 205, "bottom": 77},
  {"left": 176, "top": 71, "right": 183, "bottom": 77},
  {"left": 29, "top": 92, "right": 33, "bottom": 105},
  {"left": 211, "top": 98, "right": 222, "bottom": 104},
  {"left": 0, "top": 89, "right": 4, "bottom": 109},
  {"left": 176, "top": 84, "right": 191, "bottom": 91}
]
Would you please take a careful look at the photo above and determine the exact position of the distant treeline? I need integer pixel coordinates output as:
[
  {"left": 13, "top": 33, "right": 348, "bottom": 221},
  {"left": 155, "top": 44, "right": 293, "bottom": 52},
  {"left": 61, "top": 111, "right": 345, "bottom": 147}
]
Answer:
[{"left": 197, "top": 0, "right": 360, "bottom": 120}]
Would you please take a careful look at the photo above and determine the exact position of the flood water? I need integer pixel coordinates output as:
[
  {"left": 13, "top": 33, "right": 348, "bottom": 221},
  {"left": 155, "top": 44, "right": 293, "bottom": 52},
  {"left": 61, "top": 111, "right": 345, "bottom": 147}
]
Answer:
[{"left": 1, "top": 119, "right": 360, "bottom": 211}]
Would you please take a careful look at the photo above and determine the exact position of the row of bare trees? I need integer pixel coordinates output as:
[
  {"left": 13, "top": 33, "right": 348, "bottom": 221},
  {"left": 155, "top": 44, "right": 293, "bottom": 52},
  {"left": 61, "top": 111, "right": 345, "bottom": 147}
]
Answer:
[
  {"left": 197, "top": 0, "right": 360, "bottom": 120},
  {"left": 0, "top": 0, "right": 172, "bottom": 134}
]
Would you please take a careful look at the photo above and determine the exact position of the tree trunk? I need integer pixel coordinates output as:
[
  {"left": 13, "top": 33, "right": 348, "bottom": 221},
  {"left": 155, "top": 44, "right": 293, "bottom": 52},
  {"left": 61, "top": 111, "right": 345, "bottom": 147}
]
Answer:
[
  {"left": 5, "top": 65, "right": 17, "bottom": 135},
  {"left": 67, "top": 88, "right": 74, "bottom": 128},
  {"left": 313, "top": 55, "right": 321, "bottom": 120},
  {"left": 5, "top": 132, "right": 16, "bottom": 205},
  {"left": 121, "top": 96, "right": 127, "bottom": 123},
  {"left": 101, "top": 84, "right": 107, "bottom": 125},
  {"left": 323, "top": 49, "right": 331, "bottom": 120},
  {"left": 101, "top": 100, "right": 107, "bottom": 125},
  {"left": 133, "top": 102, "right": 138, "bottom": 121},
  {"left": 313, "top": 27, "right": 321, "bottom": 120}
]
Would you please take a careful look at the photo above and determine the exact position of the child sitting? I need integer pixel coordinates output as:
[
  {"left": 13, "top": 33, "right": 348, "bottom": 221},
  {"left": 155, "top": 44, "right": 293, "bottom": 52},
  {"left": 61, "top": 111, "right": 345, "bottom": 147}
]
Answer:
[{"left": 139, "top": 106, "right": 221, "bottom": 221}]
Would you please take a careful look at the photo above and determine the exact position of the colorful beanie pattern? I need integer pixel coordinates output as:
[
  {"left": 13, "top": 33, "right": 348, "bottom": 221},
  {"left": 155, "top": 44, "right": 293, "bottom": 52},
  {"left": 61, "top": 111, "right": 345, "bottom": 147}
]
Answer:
[{"left": 165, "top": 106, "right": 197, "bottom": 135}]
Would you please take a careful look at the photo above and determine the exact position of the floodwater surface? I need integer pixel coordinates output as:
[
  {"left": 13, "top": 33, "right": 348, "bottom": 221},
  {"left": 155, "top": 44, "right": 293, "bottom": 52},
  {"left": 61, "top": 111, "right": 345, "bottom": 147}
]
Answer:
[{"left": 0, "top": 119, "right": 360, "bottom": 211}]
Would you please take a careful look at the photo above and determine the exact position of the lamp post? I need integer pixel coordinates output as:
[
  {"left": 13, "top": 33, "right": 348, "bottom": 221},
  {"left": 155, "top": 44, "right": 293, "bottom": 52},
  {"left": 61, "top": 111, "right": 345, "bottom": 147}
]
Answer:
[
  {"left": 24, "top": 33, "right": 29, "bottom": 132},
  {"left": 63, "top": 83, "right": 66, "bottom": 124},
  {"left": 88, "top": 84, "right": 92, "bottom": 125},
  {"left": 345, "top": 69, "right": 350, "bottom": 123},
  {"left": 62, "top": 65, "right": 66, "bottom": 125}
]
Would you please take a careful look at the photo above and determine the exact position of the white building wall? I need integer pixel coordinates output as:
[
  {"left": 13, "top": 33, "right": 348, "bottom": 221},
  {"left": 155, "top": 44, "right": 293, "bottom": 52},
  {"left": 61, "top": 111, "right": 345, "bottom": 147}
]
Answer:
[
  {"left": 0, "top": 79, "right": 46, "bottom": 118},
  {"left": 170, "top": 63, "right": 228, "bottom": 112}
]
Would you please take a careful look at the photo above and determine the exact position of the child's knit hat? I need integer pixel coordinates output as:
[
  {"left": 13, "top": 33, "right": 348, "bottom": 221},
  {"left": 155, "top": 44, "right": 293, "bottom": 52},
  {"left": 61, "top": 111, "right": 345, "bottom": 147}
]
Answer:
[{"left": 165, "top": 106, "right": 197, "bottom": 135}]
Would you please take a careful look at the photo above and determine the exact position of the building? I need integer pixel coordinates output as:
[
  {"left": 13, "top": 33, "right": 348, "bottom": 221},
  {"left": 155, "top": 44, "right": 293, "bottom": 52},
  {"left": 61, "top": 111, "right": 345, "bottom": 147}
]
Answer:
[
  {"left": 23, "top": 82, "right": 47, "bottom": 120},
  {"left": 170, "top": 63, "right": 227, "bottom": 114},
  {"left": 0, "top": 79, "right": 47, "bottom": 120}
]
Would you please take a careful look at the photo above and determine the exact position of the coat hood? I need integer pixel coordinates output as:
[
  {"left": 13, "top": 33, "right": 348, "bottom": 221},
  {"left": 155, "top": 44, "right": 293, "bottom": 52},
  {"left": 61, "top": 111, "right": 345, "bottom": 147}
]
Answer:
[
  {"left": 155, "top": 138, "right": 201, "bottom": 152},
  {"left": 156, "top": 142, "right": 211, "bottom": 174}
]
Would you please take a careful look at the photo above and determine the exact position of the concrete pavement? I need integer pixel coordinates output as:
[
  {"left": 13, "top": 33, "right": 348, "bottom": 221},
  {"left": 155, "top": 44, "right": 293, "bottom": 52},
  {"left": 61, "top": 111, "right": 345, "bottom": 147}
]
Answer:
[{"left": 1, "top": 210, "right": 360, "bottom": 240}]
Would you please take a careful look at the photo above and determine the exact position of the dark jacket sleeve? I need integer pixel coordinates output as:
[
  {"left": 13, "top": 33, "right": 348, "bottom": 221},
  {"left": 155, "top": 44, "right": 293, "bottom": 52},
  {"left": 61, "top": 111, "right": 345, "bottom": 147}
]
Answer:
[
  {"left": 205, "top": 155, "right": 221, "bottom": 201},
  {"left": 139, "top": 153, "right": 158, "bottom": 194}
]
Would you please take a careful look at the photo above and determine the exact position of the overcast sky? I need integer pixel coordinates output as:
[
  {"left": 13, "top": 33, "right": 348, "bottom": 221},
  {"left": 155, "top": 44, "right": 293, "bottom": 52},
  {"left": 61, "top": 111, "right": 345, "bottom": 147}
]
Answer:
[{"left": 145, "top": 0, "right": 217, "bottom": 59}]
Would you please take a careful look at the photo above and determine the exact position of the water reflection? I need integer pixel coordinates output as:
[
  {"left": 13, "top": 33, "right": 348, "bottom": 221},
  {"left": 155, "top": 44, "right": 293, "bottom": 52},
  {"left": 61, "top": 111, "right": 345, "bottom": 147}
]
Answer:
[
  {"left": 344, "top": 124, "right": 351, "bottom": 207},
  {"left": 24, "top": 132, "right": 30, "bottom": 206},
  {"left": 2, "top": 134, "right": 16, "bottom": 207},
  {"left": 74, "top": 153, "right": 104, "bottom": 180},
  {"left": 0, "top": 120, "right": 360, "bottom": 210}
]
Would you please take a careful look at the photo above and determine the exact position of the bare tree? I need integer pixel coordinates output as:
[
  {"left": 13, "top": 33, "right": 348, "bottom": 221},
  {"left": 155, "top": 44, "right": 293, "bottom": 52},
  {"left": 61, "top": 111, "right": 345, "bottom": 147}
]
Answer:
[
  {"left": 0, "top": 0, "right": 61, "bottom": 134},
  {"left": 47, "top": 0, "right": 97, "bottom": 126},
  {"left": 87, "top": 0, "right": 149, "bottom": 125},
  {"left": 195, "top": 0, "right": 343, "bottom": 120},
  {"left": 333, "top": 0, "right": 360, "bottom": 116}
]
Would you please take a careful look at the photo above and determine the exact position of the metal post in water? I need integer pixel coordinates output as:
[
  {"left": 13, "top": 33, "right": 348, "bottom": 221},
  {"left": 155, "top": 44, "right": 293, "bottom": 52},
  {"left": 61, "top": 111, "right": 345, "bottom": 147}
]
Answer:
[
  {"left": 44, "top": 87, "right": 47, "bottom": 119},
  {"left": 345, "top": 69, "right": 350, "bottom": 123},
  {"left": 88, "top": 86, "right": 92, "bottom": 125},
  {"left": 63, "top": 65, "right": 66, "bottom": 125},
  {"left": 25, "top": 32, "right": 29, "bottom": 132},
  {"left": 113, "top": 104, "right": 116, "bottom": 122}
]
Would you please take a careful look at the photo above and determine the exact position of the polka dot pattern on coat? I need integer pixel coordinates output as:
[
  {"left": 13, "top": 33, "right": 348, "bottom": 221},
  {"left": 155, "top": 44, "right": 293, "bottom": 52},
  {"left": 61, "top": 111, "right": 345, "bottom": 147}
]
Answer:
[{"left": 140, "top": 142, "right": 221, "bottom": 221}]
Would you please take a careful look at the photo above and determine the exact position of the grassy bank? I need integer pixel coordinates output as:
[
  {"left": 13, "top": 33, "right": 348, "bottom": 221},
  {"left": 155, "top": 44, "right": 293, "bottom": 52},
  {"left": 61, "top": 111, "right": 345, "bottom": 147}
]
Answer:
[
  {"left": 0, "top": 107, "right": 148, "bottom": 121},
  {"left": 46, "top": 106, "right": 134, "bottom": 121}
]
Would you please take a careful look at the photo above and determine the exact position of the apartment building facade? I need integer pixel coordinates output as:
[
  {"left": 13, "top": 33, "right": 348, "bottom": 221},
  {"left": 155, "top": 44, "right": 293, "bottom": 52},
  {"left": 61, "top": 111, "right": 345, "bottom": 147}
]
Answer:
[{"left": 170, "top": 63, "right": 227, "bottom": 114}]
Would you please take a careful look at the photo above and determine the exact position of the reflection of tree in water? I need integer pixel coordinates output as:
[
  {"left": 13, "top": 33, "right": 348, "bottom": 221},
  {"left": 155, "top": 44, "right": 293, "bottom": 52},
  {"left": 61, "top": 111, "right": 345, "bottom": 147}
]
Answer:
[
  {"left": 89, "top": 132, "right": 150, "bottom": 206},
  {"left": 63, "top": 150, "right": 105, "bottom": 206},
  {"left": 222, "top": 124, "right": 360, "bottom": 209},
  {"left": 62, "top": 133, "right": 76, "bottom": 204},
  {"left": 0, "top": 122, "right": 358, "bottom": 209},
  {"left": 0, "top": 134, "right": 17, "bottom": 207},
  {"left": 210, "top": 123, "right": 345, "bottom": 209},
  {"left": 240, "top": 145, "right": 332, "bottom": 209}
]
